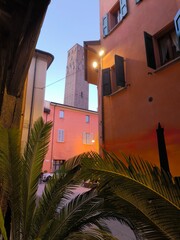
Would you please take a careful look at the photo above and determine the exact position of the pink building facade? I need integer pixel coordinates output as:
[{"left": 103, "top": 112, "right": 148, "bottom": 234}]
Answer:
[{"left": 42, "top": 101, "right": 99, "bottom": 172}]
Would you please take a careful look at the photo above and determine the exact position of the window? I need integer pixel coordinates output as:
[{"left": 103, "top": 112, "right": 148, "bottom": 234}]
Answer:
[
  {"left": 57, "top": 129, "right": 64, "bottom": 142},
  {"left": 102, "top": 55, "right": 125, "bottom": 96},
  {"left": 86, "top": 115, "right": 90, "bottom": 123},
  {"left": 135, "top": 0, "right": 142, "bottom": 3},
  {"left": 102, "top": 0, "right": 128, "bottom": 37},
  {"left": 144, "top": 11, "right": 180, "bottom": 69},
  {"left": 109, "top": 2, "right": 121, "bottom": 30},
  {"left": 82, "top": 132, "right": 93, "bottom": 145},
  {"left": 59, "top": 110, "right": 64, "bottom": 119},
  {"left": 158, "top": 30, "right": 180, "bottom": 65},
  {"left": 53, "top": 159, "right": 65, "bottom": 171}
]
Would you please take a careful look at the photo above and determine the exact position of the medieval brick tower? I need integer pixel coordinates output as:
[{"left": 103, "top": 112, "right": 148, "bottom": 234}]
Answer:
[{"left": 64, "top": 44, "right": 89, "bottom": 109}]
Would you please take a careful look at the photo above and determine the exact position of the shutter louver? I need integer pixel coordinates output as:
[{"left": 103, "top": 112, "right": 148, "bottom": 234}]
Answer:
[
  {"left": 144, "top": 32, "right": 156, "bottom": 69},
  {"left": 82, "top": 132, "right": 86, "bottom": 144},
  {"left": 58, "top": 129, "right": 64, "bottom": 142},
  {"left": 174, "top": 9, "right": 180, "bottom": 46},
  {"left": 102, "top": 68, "right": 111, "bottom": 96},
  {"left": 120, "top": 0, "right": 128, "bottom": 20},
  {"left": 115, "top": 55, "right": 125, "bottom": 87},
  {"left": 103, "top": 14, "right": 109, "bottom": 37}
]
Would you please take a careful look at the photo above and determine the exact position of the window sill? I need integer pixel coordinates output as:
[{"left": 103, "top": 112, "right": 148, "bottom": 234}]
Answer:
[
  {"left": 154, "top": 56, "right": 180, "bottom": 72},
  {"left": 106, "top": 86, "right": 127, "bottom": 97},
  {"left": 103, "top": 15, "right": 127, "bottom": 38}
]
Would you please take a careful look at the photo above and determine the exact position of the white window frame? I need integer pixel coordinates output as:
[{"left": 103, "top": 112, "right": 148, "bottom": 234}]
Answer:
[
  {"left": 57, "top": 129, "right": 64, "bottom": 142},
  {"left": 59, "top": 110, "right": 64, "bottom": 119},
  {"left": 86, "top": 115, "right": 90, "bottom": 123},
  {"left": 82, "top": 132, "right": 93, "bottom": 145}
]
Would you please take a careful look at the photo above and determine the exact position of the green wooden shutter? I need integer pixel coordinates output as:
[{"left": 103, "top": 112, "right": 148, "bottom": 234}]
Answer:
[
  {"left": 102, "top": 68, "right": 111, "bottom": 96},
  {"left": 115, "top": 55, "right": 125, "bottom": 87},
  {"left": 144, "top": 32, "right": 156, "bottom": 69},
  {"left": 103, "top": 14, "right": 109, "bottom": 37},
  {"left": 120, "top": 0, "right": 128, "bottom": 20},
  {"left": 174, "top": 9, "right": 180, "bottom": 38}
]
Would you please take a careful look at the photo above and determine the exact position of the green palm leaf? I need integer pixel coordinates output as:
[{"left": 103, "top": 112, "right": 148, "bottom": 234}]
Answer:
[
  {"left": 41, "top": 189, "right": 121, "bottom": 240},
  {"left": 79, "top": 151, "right": 180, "bottom": 239},
  {"left": 0, "top": 117, "right": 53, "bottom": 240},
  {"left": 31, "top": 166, "right": 81, "bottom": 239},
  {"left": 65, "top": 227, "right": 119, "bottom": 240},
  {"left": 21, "top": 117, "right": 52, "bottom": 239},
  {"left": 0, "top": 207, "right": 7, "bottom": 240}
]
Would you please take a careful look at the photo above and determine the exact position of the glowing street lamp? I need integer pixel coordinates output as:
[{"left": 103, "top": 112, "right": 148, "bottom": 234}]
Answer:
[
  {"left": 99, "top": 49, "right": 105, "bottom": 57},
  {"left": 92, "top": 61, "right": 98, "bottom": 69}
]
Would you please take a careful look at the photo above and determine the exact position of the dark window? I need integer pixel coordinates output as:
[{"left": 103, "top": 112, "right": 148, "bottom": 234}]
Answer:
[
  {"left": 144, "top": 13, "right": 180, "bottom": 69},
  {"left": 53, "top": 160, "right": 65, "bottom": 171},
  {"left": 158, "top": 29, "right": 180, "bottom": 65},
  {"left": 102, "top": 55, "right": 126, "bottom": 96}
]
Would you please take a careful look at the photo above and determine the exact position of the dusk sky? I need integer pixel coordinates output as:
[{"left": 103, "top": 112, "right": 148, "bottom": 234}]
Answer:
[{"left": 36, "top": 0, "right": 100, "bottom": 111}]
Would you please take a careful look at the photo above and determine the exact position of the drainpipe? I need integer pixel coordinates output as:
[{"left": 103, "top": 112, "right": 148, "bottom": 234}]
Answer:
[
  {"left": 27, "top": 57, "right": 37, "bottom": 140},
  {"left": 50, "top": 104, "right": 55, "bottom": 172}
]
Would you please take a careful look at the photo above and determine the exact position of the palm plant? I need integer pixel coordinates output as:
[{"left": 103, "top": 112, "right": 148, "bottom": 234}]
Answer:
[
  {"left": 75, "top": 151, "right": 180, "bottom": 240},
  {"left": 0, "top": 118, "right": 121, "bottom": 240}
]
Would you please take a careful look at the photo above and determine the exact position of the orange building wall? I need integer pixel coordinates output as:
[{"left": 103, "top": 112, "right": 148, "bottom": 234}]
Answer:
[
  {"left": 99, "top": 0, "right": 180, "bottom": 176},
  {"left": 42, "top": 102, "right": 99, "bottom": 172}
]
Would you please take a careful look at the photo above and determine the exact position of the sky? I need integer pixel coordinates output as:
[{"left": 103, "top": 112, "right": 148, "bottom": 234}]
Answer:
[{"left": 36, "top": 0, "right": 100, "bottom": 111}]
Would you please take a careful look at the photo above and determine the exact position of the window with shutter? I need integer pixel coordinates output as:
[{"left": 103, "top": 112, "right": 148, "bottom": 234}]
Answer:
[
  {"left": 157, "top": 29, "right": 180, "bottom": 65},
  {"left": 102, "top": 68, "right": 112, "bottom": 96},
  {"left": 144, "top": 32, "right": 156, "bottom": 69},
  {"left": 144, "top": 22, "right": 180, "bottom": 69},
  {"left": 86, "top": 115, "right": 90, "bottom": 123},
  {"left": 59, "top": 110, "right": 64, "bottom": 119},
  {"left": 103, "top": 0, "right": 128, "bottom": 36},
  {"left": 120, "top": 0, "right": 128, "bottom": 21},
  {"left": 174, "top": 9, "right": 180, "bottom": 38},
  {"left": 82, "top": 132, "right": 93, "bottom": 145},
  {"left": 115, "top": 55, "right": 125, "bottom": 87},
  {"left": 135, "top": 0, "right": 142, "bottom": 4},
  {"left": 109, "top": 2, "right": 120, "bottom": 30},
  {"left": 57, "top": 129, "right": 64, "bottom": 142},
  {"left": 103, "top": 14, "right": 109, "bottom": 37}
]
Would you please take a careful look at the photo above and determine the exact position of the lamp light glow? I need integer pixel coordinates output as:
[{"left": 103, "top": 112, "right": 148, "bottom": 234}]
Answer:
[
  {"left": 99, "top": 49, "right": 105, "bottom": 57},
  {"left": 92, "top": 61, "right": 98, "bottom": 69}
]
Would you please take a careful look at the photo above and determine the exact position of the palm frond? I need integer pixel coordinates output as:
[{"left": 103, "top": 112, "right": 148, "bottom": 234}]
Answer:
[
  {"left": 7, "top": 128, "right": 23, "bottom": 239},
  {"left": 65, "top": 227, "right": 119, "bottom": 240},
  {"left": 79, "top": 151, "right": 180, "bottom": 239},
  {"left": 0, "top": 207, "right": 7, "bottom": 240},
  {"left": 42, "top": 188, "right": 123, "bottom": 240},
  {"left": 0, "top": 127, "right": 11, "bottom": 209},
  {"left": 21, "top": 117, "right": 52, "bottom": 238},
  {"left": 30, "top": 165, "right": 81, "bottom": 239},
  {"left": 0, "top": 126, "right": 22, "bottom": 239}
]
